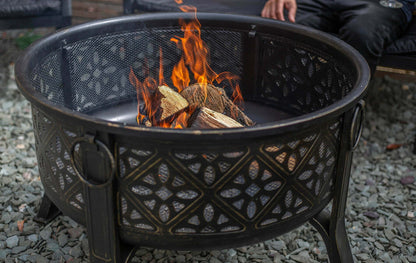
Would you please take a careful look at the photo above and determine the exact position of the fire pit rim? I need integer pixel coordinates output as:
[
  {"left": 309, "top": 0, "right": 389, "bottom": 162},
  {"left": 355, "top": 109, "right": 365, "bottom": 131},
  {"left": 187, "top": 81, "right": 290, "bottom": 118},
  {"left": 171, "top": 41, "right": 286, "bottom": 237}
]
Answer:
[{"left": 15, "top": 12, "right": 370, "bottom": 140}]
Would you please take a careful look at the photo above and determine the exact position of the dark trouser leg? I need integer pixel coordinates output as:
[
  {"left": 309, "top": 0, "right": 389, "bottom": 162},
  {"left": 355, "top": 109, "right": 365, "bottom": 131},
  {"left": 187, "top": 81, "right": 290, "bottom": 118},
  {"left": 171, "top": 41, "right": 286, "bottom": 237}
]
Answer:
[
  {"left": 293, "top": 0, "right": 409, "bottom": 74},
  {"left": 292, "top": 0, "right": 340, "bottom": 34},
  {"left": 336, "top": 0, "right": 408, "bottom": 74}
]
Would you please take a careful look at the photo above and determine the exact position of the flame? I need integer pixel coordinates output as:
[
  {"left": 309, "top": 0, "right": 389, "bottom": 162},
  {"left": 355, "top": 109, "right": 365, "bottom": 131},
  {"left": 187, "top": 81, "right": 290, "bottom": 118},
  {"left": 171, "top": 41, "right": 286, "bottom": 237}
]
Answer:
[
  {"left": 172, "top": 111, "right": 190, "bottom": 128},
  {"left": 171, "top": 57, "right": 190, "bottom": 92},
  {"left": 129, "top": 4, "right": 244, "bottom": 129},
  {"left": 159, "top": 47, "right": 165, "bottom": 86},
  {"left": 178, "top": 5, "right": 197, "bottom": 13},
  {"left": 171, "top": 16, "right": 217, "bottom": 89}
]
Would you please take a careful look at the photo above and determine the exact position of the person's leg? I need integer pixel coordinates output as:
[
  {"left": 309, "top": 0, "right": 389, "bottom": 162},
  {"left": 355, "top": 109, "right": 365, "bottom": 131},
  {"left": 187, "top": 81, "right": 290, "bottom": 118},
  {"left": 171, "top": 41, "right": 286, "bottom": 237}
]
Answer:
[
  {"left": 293, "top": 0, "right": 339, "bottom": 33},
  {"left": 335, "top": 0, "right": 409, "bottom": 73}
]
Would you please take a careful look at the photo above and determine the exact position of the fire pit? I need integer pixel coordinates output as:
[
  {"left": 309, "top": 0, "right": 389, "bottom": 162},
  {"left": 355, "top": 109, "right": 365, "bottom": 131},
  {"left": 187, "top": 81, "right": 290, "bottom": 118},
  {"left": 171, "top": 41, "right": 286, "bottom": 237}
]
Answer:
[{"left": 15, "top": 13, "right": 369, "bottom": 262}]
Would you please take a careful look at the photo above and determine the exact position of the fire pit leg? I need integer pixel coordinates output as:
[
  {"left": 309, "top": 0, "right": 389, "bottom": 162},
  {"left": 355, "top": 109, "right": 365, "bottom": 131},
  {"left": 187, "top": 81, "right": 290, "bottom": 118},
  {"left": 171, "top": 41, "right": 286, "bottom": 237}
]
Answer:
[
  {"left": 310, "top": 208, "right": 353, "bottom": 263},
  {"left": 310, "top": 101, "right": 365, "bottom": 263},
  {"left": 34, "top": 194, "right": 62, "bottom": 224}
]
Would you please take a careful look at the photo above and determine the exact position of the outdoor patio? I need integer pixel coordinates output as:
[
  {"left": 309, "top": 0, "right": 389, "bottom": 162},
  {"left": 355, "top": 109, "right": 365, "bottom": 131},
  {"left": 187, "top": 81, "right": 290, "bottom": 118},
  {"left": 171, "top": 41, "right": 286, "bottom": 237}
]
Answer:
[{"left": 0, "top": 16, "right": 415, "bottom": 263}]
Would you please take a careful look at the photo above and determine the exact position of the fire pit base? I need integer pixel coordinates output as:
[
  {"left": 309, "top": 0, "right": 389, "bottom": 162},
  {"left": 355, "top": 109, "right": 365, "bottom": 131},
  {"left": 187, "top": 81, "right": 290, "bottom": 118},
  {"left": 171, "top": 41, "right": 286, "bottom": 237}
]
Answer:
[
  {"left": 16, "top": 13, "right": 369, "bottom": 263},
  {"left": 35, "top": 189, "right": 353, "bottom": 262}
]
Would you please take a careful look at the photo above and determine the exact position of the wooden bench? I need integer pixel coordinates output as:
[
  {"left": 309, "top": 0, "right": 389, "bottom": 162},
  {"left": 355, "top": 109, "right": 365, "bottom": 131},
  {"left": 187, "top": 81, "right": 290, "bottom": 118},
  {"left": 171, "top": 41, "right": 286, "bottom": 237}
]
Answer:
[
  {"left": 123, "top": 0, "right": 416, "bottom": 73},
  {"left": 0, "top": 0, "right": 72, "bottom": 30}
]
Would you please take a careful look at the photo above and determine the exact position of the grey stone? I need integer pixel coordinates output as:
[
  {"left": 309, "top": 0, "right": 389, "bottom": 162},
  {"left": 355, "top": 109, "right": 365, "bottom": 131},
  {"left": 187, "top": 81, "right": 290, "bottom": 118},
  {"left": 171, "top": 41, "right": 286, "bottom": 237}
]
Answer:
[
  {"left": 227, "top": 248, "right": 237, "bottom": 258},
  {"left": 67, "top": 227, "right": 84, "bottom": 239},
  {"left": 5, "top": 235, "right": 18, "bottom": 248},
  {"left": 28, "top": 234, "right": 38, "bottom": 242},
  {"left": 46, "top": 242, "right": 61, "bottom": 253},
  {"left": 0, "top": 249, "right": 11, "bottom": 260},
  {"left": 11, "top": 246, "right": 27, "bottom": 254},
  {"left": 57, "top": 233, "right": 68, "bottom": 247},
  {"left": 270, "top": 240, "right": 286, "bottom": 251},
  {"left": 69, "top": 245, "right": 83, "bottom": 258},
  {"left": 39, "top": 228, "right": 51, "bottom": 240},
  {"left": 175, "top": 255, "right": 186, "bottom": 263},
  {"left": 1, "top": 213, "right": 11, "bottom": 224},
  {"left": 35, "top": 255, "right": 49, "bottom": 263},
  {"left": 141, "top": 252, "right": 153, "bottom": 261},
  {"left": 209, "top": 257, "right": 222, "bottom": 263}
]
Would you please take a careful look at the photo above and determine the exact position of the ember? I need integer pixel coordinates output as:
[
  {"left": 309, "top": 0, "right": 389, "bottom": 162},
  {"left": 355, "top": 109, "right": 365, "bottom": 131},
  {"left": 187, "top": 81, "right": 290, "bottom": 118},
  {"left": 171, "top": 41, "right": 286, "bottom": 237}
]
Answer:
[{"left": 129, "top": 5, "right": 251, "bottom": 129}]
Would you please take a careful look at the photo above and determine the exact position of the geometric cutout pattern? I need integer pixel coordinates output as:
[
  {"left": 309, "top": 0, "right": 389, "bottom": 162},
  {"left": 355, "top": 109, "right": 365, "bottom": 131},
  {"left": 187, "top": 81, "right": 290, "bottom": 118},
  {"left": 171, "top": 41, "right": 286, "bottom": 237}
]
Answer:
[
  {"left": 32, "top": 108, "right": 85, "bottom": 214},
  {"left": 173, "top": 150, "right": 248, "bottom": 187},
  {"left": 297, "top": 136, "right": 337, "bottom": 197},
  {"left": 128, "top": 161, "right": 202, "bottom": 224},
  {"left": 118, "top": 146, "right": 154, "bottom": 178},
  {"left": 258, "top": 39, "right": 354, "bottom": 115},
  {"left": 258, "top": 187, "right": 312, "bottom": 228},
  {"left": 120, "top": 195, "right": 157, "bottom": 232},
  {"left": 263, "top": 133, "right": 318, "bottom": 174},
  {"left": 217, "top": 159, "right": 284, "bottom": 221},
  {"left": 172, "top": 201, "right": 244, "bottom": 234}
]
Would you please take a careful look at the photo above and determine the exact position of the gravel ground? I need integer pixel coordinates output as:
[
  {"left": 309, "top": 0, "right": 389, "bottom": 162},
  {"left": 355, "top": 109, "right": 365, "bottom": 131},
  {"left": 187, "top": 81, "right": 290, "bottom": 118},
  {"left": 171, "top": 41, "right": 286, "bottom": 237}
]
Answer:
[{"left": 1, "top": 30, "right": 416, "bottom": 263}]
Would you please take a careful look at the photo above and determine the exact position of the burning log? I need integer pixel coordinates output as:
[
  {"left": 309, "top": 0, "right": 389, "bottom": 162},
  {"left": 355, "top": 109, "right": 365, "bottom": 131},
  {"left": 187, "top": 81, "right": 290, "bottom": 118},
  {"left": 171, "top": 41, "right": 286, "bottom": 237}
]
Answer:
[
  {"left": 221, "top": 93, "right": 255, "bottom": 127},
  {"left": 153, "top": 85, "right": 189, "bottom": 125},
  {"left": 179, "top": 83, "right": 225, "bottom": 113},
  {"left": 180, "top": 83, "right": 254, "bottom": 126},
  {"left": 189, "top": 107, "right": 244, "bottom": 129}
]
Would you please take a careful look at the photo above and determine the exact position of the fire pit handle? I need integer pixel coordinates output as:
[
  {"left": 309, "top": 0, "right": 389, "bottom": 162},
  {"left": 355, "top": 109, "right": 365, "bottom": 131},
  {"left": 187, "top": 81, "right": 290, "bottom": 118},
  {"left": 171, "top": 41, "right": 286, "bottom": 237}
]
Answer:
[
  {"left": 70, "top": 135, "right": 116, "bottom": 188},
  {"left": 70, "top": 135, "right": 122, "bottom": 262},
  {"left": 350, "top": 100, "right": 365, "bottom": 150}
]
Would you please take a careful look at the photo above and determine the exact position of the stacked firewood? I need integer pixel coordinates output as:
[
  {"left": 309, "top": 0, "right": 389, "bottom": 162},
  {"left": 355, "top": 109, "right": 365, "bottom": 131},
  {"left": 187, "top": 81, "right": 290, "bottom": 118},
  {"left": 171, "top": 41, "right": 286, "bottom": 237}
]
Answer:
[{"left": 139, "top": 83, "right": 255, "bottom": 129}]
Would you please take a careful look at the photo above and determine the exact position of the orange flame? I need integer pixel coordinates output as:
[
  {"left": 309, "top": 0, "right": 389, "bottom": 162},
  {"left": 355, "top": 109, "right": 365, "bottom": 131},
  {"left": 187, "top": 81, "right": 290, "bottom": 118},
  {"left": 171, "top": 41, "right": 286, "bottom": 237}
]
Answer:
[
  {"left": 129, "top": 4, "right": 245, "bottom": 129},
  {"left": 171, "top": 57, "right": 190, "bottom": 92},
  {"left": 179, "top": 5, "right": 197, "bottom": 13},
  {"left": 171, "top": 17, "right": 217, "bottom": 89},
  {"left": 159, "top": 47, "right": 165, "bottom": 86},
  {"left": 172, "top": 111, "right": 190, "bottom": 128}
]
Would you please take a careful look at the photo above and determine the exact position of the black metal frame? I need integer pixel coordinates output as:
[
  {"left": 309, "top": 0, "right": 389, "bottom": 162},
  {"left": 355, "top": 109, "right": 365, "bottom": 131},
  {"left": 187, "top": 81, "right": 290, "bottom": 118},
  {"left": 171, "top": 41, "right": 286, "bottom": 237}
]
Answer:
[
  {"left": 0, "top": 0, "right": 71, "bottom": 30},
  {"left": 16, "top": 13, "right": 370, "bottom": 263}
]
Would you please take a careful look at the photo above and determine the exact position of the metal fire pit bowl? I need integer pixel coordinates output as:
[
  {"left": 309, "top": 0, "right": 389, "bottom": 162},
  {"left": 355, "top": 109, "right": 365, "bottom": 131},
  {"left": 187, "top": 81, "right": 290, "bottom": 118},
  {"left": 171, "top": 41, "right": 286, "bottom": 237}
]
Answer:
[{"left": 15, "top": 13, "right": 369, "bottom": 263}]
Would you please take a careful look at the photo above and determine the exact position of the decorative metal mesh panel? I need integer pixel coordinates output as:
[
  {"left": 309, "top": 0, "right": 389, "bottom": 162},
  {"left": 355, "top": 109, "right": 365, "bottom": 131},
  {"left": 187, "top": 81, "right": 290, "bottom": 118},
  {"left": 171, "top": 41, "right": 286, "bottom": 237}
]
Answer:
[
  {"left": 31, "top": 28, "right": 243, "bottom": 113},
  {"left": 118, "top": 119, "right": 341, "bottom": 237},
  {"left": 32, "top": 108, "right": 85, "bottom": 218},
  {"left": 257, "top": 36, "right": 354, "bottom": 114},
  {"left": 31, "top": 50, "right": 64, "bottom": 106}
]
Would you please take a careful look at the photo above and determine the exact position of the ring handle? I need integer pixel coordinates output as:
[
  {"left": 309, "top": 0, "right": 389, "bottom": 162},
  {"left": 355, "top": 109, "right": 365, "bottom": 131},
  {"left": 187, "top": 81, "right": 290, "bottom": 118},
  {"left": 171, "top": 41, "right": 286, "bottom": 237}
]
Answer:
[
  {"left": 350, "top": 100, "right": 365, "bottom": 150},
  {"left": 70, "top": 135, "right": 116, "bottom": 188}
]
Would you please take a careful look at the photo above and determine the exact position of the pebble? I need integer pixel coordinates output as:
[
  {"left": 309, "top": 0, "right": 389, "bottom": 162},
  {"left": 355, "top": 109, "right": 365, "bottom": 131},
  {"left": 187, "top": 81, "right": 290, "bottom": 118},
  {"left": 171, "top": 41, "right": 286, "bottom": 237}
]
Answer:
[
  {"left": 11, "top": 246, "right": 27, "bottom": 254},
  {"left": 5, "top": 235, "right": 19, "bottom": 248},
  {"left": 27, "top": 234, "right": 38, "bottom": 242},
  {"left": 227, "top": 248, "right": 237, "bottom": 258},
  {"left": 58, "top": 234, "right": 68, "bottom": 247},
  {"left": 175, "top": 255, "right": 186, "bottom": 263},
  {"left": 363, "top": 211, "right": 380, "bottom": 219},
  {"left": 270, "top": 240, "right": 286, "bottom": 251},
  {"left": 67, "top": 227, "right": 84, "bottom": 239},
  {"left": 400, "top": 175, "right": 415, "bottom": 185},
  {"left": 39, "top": 228, "right": 51, "bottom": 241}
]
